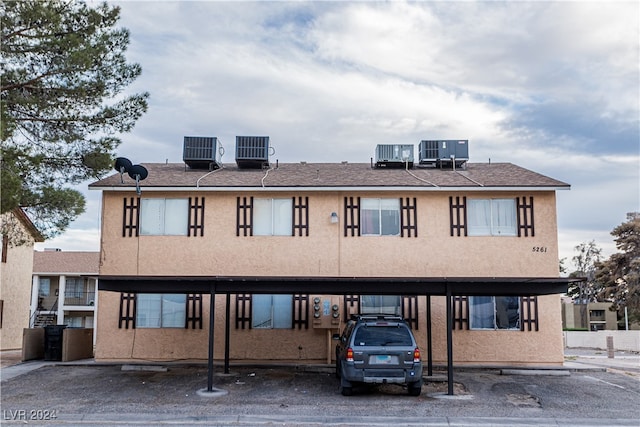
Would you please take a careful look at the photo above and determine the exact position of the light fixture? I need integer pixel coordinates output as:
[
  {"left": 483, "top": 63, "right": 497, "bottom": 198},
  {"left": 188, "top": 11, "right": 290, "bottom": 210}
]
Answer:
[{"left": 330, "top": 212, "right": 338, "bottom": 223}]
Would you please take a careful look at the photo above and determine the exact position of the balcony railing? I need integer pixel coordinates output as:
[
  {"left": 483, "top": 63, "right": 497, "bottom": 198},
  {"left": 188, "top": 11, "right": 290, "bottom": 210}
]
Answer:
[{"left": 64, "top": 291, "right": 96, "bottom": 307}]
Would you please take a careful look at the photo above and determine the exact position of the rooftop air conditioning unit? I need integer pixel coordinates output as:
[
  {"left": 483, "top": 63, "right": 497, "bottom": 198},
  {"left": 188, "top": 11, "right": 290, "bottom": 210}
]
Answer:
[
  {"left": 418, "top": 140, "right": 469, "bottom": 168},
  {"left": 235, "top": 136, "right": 271, "bottom": 169},
  {"left": 183, "top": 136, "right": 223, "bottom": 170},
  {"left": 374, "top": 144, "right": 414, "bottom": 168}
]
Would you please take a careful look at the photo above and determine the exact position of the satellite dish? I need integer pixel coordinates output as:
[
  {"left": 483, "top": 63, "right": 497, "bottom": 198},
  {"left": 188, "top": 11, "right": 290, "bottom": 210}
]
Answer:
[
  {"left": 114, "top": 157, "right": 133, "bottom": 183},
  {"left": 127, "top": 164, "right": 148, "bottom": 181},
  {"left": 113, "top": 156, "right": 148, "bottom": 194}
]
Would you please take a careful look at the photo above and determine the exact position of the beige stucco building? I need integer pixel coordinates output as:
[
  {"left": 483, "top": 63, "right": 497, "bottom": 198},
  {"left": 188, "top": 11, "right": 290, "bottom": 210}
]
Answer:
[
  {"left": 1, "top": 208, "right": 43, "bottom": 350},
  {"left": 90, "top": 139, "right": 574, "bottom": 370}
]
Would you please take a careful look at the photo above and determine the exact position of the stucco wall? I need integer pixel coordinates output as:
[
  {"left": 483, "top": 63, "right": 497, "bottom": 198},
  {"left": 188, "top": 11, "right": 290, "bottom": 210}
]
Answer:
[{"left": 95, "top": 190, "right": 565, "bottom": 365}]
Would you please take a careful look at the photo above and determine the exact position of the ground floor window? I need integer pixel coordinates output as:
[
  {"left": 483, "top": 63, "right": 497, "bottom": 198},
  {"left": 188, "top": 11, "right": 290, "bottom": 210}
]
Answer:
[
  {"left": 361, "top": 295, "right": 401, "bottom": 315},
  {"left": 252, "top": 294, "right": 292, "bottom": 328},
  {"left": 136, "top": 294, "right": 186, "bottom": 328},
  {"left": 469, "top": 296, "right": 520, "bottom": 330}
]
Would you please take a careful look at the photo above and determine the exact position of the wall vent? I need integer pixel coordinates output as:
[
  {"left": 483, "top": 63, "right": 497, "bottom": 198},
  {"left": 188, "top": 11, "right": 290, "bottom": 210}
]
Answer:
[
  {"left": 418, "top": 140, "right": 469, "bottom": 168},
  {"left": 374, "top": 144, "right": 414, "bottom": 168},
  {"left": 236, "top": 136, "right": 271, "bottom": 169},
  {"left": 183, "top": 136, "right": 223, "bottom": 170}
]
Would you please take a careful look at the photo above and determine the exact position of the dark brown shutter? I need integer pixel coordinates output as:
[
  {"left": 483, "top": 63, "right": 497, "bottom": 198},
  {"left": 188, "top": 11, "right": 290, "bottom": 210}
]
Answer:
[
  {"left": 452, "top": 296, "right": 469, "bottom": 330},
  {"left": 122, "top": 197, "right": 140, "bottom": 237},
  {"left": 343, "top": 295, "right": 361, "bottom": 321},
  {"left": 188, "top": 197, "right": 205, "bottom": 237},
  {"left": 400, "top": 197, "right": 418, "bottom": 238},
  {"left": 344, "top": 197, "right": 361, "bottom": 237},
  {"left": 236, "top": 197, "right": 253, "bottom": 236},
  {"left": 235, "top": 294, "right": 252, "bottom": 329},
  {"left": 185, "top": 294, "right": 203, "bottom": 329},
  {"left": 517, "top": 196, "right": 535, "bottom": 237},
  {"left": 1, "top": 235, "right": 8, "bottom": 263},
  {"left": 402, "top": 295, "right": 419, "bottom": 330},
  {"left": 292, "top": 294, "right": 309, "bottom": 329},
  {"left": 449, "top": 196, "right": 467, "bottom": 237},
  {"left": 292, "top": 197, "right": 309, "bottom": 237},
  {"left": 118, "top": 293, "right": 136, "bottom": 329},
  {"left": 520, "top": 296, "right": 539, "bottom": 331}
]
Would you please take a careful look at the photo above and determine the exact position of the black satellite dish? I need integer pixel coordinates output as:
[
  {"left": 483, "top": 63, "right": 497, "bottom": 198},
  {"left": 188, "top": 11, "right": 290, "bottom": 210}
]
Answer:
[
  {"left": 114, "top": 157, "right": 133, "bottom": 183},
  {"left": 128, "top": 164, "right": 148, "bottom": 181},
  {"left": 113, "top": 156, "right": 148, "bottom": 194}
]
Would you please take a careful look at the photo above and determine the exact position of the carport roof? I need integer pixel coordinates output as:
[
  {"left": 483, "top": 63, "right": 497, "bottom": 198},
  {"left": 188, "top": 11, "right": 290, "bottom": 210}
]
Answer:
[{"left": 98, "top": 275, "right": 581, "bottom": 296}]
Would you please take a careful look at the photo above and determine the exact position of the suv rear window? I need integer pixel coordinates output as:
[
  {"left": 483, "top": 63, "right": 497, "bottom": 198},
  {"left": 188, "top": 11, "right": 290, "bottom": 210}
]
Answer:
[{"left": 353, "top": 325, "right": 413, "bottom": 346}]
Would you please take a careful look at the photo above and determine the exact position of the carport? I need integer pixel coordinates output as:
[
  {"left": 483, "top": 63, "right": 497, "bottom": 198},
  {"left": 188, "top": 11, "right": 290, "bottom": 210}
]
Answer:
[{"left": 98, "top": 275, "right": 580, "bottom": 395}]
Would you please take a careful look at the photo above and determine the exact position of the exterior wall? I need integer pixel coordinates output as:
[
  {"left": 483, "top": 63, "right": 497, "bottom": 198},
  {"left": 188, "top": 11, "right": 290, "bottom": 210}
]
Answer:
[
  {"left": 0, "top": 213, "right": 37, "bottom": 350},
  {"left": 564, "top": 330, "right": 640, "bottom": 352},
  {"left": 96, "top": 189, "right": 565, "bottom": 365},
  {"left": 562, "top": 302, "right": 619, "bottom": 331}
]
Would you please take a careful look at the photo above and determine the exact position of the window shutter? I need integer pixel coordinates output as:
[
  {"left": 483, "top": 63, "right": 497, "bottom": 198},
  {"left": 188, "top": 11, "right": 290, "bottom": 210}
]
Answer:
[
  {"left": 452, "top": 296, "right": 469, "bottom": 330},
  {"left": 292, "top": 197, "right": 309, "bottom": 237},
  {"left": 449, "top": 196, "right": 467, "bottom": 237},
  {"left": 402, "top": 295, "right": 419, "bottom": 330},
  {"left": 235, "top": 294, "right": 252, "bottom": 329},
  {"left": 400, "top": 197, "right": 418, "bottom": 238},
  {"left": 118, "top": 293, "right": 136, "bottom": 329},
  {"left": 520, "top": 296, "right": 539, "bottom": 331},
  {"left": 185, "top": 294, "right": 203, "bottom": 329},
  {"left": 344, "top": 197, "right": 361, "bottom": 237},
  {"left": 236, "top": 197, "right": 253, "bottom": 236},
  {"left": 292, "top": 294, "right": 309, "bottom": 329},
  {"left": 343, "top": 295, "right": 361, "bottom": 321},
  {"left": 517, "top": 196, "right": 535, "bottom": 237},
  {"left": 122, "top": 197, "right": 140, "bottom": 237},
  {"left": 188, "top": 197, "right": 205, "bottom": 237}
]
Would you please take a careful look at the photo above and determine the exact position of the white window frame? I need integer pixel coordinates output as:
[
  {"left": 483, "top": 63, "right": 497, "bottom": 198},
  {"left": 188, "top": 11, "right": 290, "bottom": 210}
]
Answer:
[
  {"left": 136, "top": 294, "right": 186, "bottom": 328},
  {"left": 253, "top": 198, "right": 292, "bottom": 236},
  {"left": 65, "top": 277, "right": 84, "bottom": 298},
  {"left": 469, "top": 296, "right": 520, "bottom": 330},
  {"left": 360, "top": 198, "right": 400, "bottom": 236},
  {"left": 467, "top": 198, "right": 517, "bottom": 236},
  {"left": 140, "top": 198, "right": 189, "bottom": 236},
  {"left": 252, "top": 294, "right": 293, "bottom": 329},
  {"left": 38, "top": 278, "right": 51, "bottom": 297},
  {"left": 361, "top": 295, "right": 401, "bottom": 315}
]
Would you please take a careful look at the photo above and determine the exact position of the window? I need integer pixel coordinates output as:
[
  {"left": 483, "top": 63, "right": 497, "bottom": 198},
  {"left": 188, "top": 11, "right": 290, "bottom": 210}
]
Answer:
[
  {"left": 140, "top": 198, "right": 189, "bottom": 236},
  {"left": 253, "top": 198, "right": 292, "bottom": 236},
  {"left": 361, "top": 198, "right": 400, "bottom": 236},
  {"left": 136, "top": 294, "right": 186, "bottom": 328},
  {"left": 65, "top": 278, "right": 84, "bottom": 298},
  {"left": 39, "top": 278, "right": 51, "bottom": 297},
  {"left": 468, "top": 199, "right": 516, "bottom": 236},
  {"left": 252, "top": 294, "right": 292, "bottom": 328},
  {"left": 469, "top": 296, "right": 520, "bottom": 330},
  {"left": 361, "top": 295, "right": 401, "bottom": 315}
]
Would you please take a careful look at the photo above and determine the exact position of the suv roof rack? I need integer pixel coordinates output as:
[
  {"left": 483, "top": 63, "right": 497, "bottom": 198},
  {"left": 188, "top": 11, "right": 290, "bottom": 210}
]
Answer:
[{"left": 351, "top": 314, "right": 405, "bottom": 322}]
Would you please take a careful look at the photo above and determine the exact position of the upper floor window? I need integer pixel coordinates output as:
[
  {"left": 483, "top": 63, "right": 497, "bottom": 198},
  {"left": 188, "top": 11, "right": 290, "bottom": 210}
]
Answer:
[
  {"left": 38, "top": 278, "right": 51, "bottom": 297},
  {"left": 467, "top": 199, "right": 516, "bottom": 236},
  {"left": 469, "top": 296, "right": 520, "bottom": 330},
  {"left": 361, "top": 198, "right": 400, "bottom": 236},
  {"left": 252, "top": 294, "right": 292, "bottom": 328},
  {"left": 136, "top": 294, "right": 186, "bottom": 328},
  {"left": 253, "top": 198, "right": 292, "bottom": 236},
  {"left": 140, "top": 199, "right": 189, "bottom": 236},
  {"left": 65, "top": 278, "right": 84, "bottom": 298}
]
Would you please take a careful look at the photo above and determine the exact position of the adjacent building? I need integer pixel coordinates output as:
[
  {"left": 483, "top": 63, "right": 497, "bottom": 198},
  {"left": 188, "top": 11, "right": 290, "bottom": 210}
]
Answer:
[{"left": 90, "top": 137, "right": 573, "bottom": 368}]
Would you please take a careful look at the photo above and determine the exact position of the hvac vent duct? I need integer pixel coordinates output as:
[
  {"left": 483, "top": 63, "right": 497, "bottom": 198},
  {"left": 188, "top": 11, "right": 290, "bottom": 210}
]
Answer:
[
  {"left": 235, "top": 136, "right": 271, "bottom": 169},
  {"left": 374, "top": 144, "right": 414, "bottom": 168},
  {"left": 418, "top": 140, "right": 469, "bottom": 168},
  {"left": 183, "top": 136, "right": 223, "bottom": 170}
]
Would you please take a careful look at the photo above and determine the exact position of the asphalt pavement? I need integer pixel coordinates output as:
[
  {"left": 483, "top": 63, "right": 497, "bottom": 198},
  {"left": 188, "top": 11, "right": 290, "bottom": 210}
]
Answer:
[{"left": 1, "top": 348, "right": 638, "bottom": 426}]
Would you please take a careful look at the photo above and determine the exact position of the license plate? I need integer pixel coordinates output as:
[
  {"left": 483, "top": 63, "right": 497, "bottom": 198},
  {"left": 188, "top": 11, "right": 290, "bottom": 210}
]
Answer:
[{"left": 370, "top": 355, "right": 398, "bottom": 364}]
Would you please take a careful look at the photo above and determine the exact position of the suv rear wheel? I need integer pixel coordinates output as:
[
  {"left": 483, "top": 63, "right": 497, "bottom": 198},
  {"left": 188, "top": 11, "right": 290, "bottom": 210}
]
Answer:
[{"left": 408, "top": 380, "right": 422, "bottom": 396}]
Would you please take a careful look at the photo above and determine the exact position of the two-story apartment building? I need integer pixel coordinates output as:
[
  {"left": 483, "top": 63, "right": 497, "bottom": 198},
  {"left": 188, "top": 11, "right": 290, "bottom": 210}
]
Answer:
[{"left": 90, "top": 137, "right": 574, "bottom": 377}]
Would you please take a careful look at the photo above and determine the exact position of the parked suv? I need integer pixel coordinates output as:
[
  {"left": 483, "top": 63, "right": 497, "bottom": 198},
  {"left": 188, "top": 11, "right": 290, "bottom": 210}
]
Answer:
[{"left": 334, "top": 315, "right": 423, "bottom": 396}]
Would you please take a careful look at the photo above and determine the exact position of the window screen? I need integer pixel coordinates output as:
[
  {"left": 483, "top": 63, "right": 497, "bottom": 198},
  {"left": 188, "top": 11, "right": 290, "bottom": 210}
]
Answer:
[
  {"left": 252, "top": 294, "right": 292, "bottom": 328},
  {"left": 253, "top": 199, "right": 293, "bottom": 236},
  {"left": 140, "top": 199, "right": 189, "bottom": 236},
  {"left": 361, "top": 198, "right": 400, "bottom": 236}
]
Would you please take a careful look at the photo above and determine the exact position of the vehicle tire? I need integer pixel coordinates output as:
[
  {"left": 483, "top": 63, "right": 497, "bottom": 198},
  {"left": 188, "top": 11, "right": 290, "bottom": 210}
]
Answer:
[
  {"left": 341, "top": 386, "right": 353, "bottom": 396},
  {"left": 408, "top": 381, "right": 422, "bottom": 396}
]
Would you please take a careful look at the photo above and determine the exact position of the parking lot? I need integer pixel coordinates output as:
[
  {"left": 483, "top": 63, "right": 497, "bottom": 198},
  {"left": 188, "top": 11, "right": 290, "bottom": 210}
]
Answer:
[{"left": 1, "top": 350, "right": 639, "bottom": 426}]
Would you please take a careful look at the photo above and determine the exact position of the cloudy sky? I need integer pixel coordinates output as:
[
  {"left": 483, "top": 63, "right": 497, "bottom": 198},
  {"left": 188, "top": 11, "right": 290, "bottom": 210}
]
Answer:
[{"left": 36, "top": 0, "right": 639, "bottom": 273}]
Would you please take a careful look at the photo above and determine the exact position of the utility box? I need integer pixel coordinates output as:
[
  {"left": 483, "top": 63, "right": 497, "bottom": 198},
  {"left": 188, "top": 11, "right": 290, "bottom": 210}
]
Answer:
[
  {"left": 235, "top": 136, "right": 270, "bottom": 169},
  {"left": 44, "top": 325, "right": 66, "bottom": 361},
  {"left": 375, "top": 144, "right": 414, "bottom": 168},
  {"left": 311, "top": 296, "right": 341, "bottom": 328},
  {"left": 183, "top": 136, "right": 223, "bottom": 170},
  {"left": 418, "top": 139, "right": 469, "bottom": 167}
]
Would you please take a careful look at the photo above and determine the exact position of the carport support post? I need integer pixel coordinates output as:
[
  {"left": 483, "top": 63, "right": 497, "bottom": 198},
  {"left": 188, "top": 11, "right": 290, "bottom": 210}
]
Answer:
[
  {"left": 224, "top": 293, "right": 231, "bottom": 374},
  {"left": 446, "top": 287, "right": 454, "bottom": 396},
  {"left": 207, "top": 289, "right": 216, "bottom": 392},
  {"left": 426, "top": 295, "right": 433, "bottom": 377}
]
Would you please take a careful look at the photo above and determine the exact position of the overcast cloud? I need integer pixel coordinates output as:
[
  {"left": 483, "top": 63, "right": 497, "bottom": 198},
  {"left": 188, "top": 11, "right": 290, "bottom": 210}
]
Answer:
[{"left": 38, "top": 1, "right": 639, "bottom": 273}]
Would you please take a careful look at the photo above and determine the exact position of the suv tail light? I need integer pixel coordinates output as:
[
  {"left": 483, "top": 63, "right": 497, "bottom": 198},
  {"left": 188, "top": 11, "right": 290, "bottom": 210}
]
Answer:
[
  {"left": 346, "top": 348, "right": 354, "bottom": 362},
  {"left": 413, "top": 348, "right": 421, "bottom": 363}
]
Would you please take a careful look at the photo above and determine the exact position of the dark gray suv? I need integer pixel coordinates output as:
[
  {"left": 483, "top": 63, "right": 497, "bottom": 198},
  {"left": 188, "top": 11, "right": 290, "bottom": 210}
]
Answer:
[{"left": 334, "top": 315, "right": 423, "bottom": 396}]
